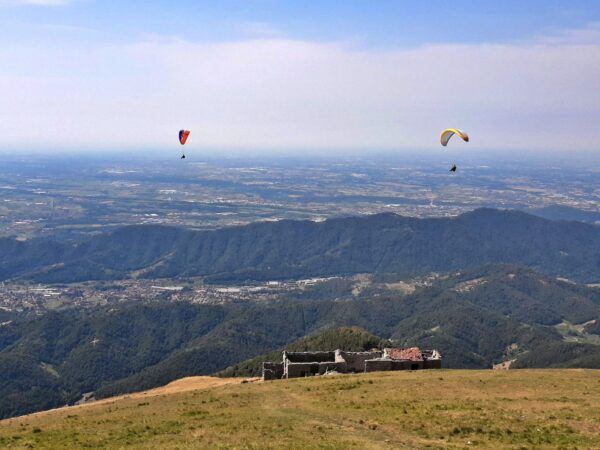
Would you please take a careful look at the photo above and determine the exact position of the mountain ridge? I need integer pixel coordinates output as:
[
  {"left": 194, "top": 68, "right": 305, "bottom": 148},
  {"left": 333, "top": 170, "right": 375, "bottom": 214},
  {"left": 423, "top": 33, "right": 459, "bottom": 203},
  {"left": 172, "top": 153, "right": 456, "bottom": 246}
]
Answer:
[{"left": 1, "top": 208, "right": 599, "bottom": 284}]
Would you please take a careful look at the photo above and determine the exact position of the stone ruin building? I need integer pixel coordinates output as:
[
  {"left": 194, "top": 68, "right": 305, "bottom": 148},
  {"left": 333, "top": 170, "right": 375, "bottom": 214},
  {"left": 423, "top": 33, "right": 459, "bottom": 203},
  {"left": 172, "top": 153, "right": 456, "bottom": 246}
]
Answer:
[{"left": 262, "top": 347, "right": 441, "bottom": 380}]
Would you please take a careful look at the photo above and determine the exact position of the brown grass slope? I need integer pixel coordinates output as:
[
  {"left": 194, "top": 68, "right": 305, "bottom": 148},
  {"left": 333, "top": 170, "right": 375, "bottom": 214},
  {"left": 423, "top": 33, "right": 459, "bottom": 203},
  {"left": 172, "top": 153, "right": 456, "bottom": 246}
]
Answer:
[{"left": 0, "top": 369, "right": 599, "bottom": 449}]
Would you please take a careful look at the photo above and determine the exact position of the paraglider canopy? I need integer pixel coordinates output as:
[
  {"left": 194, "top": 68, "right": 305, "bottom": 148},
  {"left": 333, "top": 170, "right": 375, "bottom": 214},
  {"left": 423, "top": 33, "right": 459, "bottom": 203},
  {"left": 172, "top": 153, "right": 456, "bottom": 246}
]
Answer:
[
  {"left": 178, "top": 130, "right": 190, "bottom": 159},
  {"left": 440, "top": 128, "right": 469, "bottom": 146},
  {"left": 179, "top": 130, "right": 190, "bottom": 145}
]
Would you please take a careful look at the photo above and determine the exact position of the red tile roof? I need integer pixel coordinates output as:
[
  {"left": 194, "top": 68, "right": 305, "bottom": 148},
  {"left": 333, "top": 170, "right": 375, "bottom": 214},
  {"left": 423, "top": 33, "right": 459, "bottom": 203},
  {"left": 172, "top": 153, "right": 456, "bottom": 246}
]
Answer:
[{"left": 384, "top": 347, "right": 422, "bottom": 361}]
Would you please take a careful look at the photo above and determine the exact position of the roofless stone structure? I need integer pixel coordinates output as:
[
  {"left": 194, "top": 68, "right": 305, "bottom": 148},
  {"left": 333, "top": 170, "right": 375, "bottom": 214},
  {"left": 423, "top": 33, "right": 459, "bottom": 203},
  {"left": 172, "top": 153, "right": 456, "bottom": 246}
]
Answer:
[{"left": 262, "top": 347, "right": 441, "bottom": 380}]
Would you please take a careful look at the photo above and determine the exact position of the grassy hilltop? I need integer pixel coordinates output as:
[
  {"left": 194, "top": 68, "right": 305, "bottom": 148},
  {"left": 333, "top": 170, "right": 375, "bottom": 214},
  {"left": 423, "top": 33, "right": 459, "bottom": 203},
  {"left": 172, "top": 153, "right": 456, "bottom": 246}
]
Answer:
[{"left": 1, "top": 370, "right": 598, "bottom": 449}]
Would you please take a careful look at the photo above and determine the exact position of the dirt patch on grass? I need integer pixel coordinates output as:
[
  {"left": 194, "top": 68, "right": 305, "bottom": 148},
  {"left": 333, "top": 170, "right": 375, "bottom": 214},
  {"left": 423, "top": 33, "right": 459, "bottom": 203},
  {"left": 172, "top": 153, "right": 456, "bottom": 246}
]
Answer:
[{"left": 1, "top": 376, "right": 258, "bottom": 422}]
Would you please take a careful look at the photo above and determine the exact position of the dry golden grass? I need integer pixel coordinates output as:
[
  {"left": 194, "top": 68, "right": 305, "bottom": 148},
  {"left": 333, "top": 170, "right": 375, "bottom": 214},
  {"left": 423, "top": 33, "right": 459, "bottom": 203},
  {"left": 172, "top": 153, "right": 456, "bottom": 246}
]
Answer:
[{"left": 1, "top": 370, "right": 598, "bottom": 449}]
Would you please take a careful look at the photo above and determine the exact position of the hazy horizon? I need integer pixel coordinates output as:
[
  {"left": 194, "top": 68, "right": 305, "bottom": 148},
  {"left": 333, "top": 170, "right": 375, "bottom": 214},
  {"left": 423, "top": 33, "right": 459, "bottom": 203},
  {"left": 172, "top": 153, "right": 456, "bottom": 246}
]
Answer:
[{"left": 1, "top": 148, "right": 600, "bottom": 166}]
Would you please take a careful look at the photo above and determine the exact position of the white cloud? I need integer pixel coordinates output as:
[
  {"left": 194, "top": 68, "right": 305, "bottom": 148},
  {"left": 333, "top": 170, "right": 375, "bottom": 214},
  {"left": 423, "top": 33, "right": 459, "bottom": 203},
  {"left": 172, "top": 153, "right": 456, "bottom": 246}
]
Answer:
[{"left": 1, "top": 23, "right": 600, "bottom": 153}]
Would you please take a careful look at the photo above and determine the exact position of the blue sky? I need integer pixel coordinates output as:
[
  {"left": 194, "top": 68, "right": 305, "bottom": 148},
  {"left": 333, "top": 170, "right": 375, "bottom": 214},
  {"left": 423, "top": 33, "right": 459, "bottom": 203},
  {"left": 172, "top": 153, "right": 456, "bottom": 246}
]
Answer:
[
  {"left": 4, "top": 1, "right": 600, "bottom": 45},
  {"left": 1, "top": 1, "right": 600, "bottom": 153}
]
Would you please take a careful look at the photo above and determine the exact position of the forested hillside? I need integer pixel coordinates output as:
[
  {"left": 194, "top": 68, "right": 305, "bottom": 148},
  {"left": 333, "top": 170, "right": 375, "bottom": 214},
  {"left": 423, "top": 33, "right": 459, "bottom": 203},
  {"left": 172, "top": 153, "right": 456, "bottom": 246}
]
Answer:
[
  {"left": 1, "top": 265, "right": 598, "bottom": 419},
  {"left": 1, "top": 209, "right": 599, "bottom": 284}
]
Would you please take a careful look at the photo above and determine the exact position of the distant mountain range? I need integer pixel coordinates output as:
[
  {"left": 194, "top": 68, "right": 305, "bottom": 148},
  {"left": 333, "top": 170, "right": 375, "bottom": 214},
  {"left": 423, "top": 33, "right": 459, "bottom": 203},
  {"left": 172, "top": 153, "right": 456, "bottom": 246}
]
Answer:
[
  {"left": 525, "top": 205, "right": 600, "bottom": 225},
  {"left": 1, "top": 208, "right": 599, "bottom": 284},
  {"left": 1, "top": 264, "right": 599, "bottom": 419}
]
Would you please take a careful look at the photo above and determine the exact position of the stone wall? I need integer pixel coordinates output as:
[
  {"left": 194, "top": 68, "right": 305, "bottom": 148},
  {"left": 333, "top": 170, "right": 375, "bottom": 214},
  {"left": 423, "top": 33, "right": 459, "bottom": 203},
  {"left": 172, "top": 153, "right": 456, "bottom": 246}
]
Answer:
[
  {"left": 284, "top": 351, "right": 336, "bottom": 363},
  {"left": 336, "top": 350, "right": 382, "bottom": 372},
  {"left": 364, "top": 359, "right": 425, "bottom": 372},
  {"left": 401, "top": 360, "right": 423, "bottom": 370},
  {"left": 262, "top": 362, "right": 284, "bottom": 380},
  {"left": 286, "top": 361, "right": 346, "bottom": 378},
  {"left": 424, "top": 359, "right": 442, "bottom": 369},
  {"left": 364, "top": 359, "right": 394, "bottom": 372}
]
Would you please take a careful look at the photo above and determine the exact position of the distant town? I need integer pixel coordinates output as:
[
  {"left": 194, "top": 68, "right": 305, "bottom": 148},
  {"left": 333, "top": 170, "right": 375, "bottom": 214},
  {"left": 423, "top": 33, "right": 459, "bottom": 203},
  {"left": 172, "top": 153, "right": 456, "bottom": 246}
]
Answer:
[{"left": 0, "top": 274, "right": 441, "bottom": 314}]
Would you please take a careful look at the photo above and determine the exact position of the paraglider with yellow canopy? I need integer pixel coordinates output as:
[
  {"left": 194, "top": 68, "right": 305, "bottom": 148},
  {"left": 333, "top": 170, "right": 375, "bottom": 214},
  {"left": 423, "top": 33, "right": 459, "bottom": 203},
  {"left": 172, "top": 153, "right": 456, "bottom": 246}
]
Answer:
[
  {"left": 440, "top": 128, "right": 469, "bottom": 172},
  {"left": 440, "top": 128, "right": 469, "bottom": 146}
]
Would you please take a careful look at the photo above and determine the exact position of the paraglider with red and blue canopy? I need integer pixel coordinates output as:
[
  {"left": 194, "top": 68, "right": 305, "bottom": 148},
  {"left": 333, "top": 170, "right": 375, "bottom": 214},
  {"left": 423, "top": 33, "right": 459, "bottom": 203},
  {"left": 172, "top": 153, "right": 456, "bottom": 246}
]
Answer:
[{"left": 179, "top": 130, "right": 190, "bottom": 159}]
